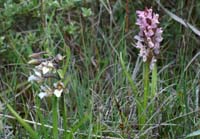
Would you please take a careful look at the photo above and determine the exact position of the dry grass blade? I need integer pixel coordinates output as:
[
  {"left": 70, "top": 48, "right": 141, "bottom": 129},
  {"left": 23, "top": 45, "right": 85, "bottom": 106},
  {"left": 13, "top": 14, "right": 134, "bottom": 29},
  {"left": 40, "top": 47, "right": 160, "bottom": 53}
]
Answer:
[
  {"left": 155, "top": 0, "right": 200, "bottom": 37},
  {"left": 184, "top": 51, "right": 200, "bottom": 72}
]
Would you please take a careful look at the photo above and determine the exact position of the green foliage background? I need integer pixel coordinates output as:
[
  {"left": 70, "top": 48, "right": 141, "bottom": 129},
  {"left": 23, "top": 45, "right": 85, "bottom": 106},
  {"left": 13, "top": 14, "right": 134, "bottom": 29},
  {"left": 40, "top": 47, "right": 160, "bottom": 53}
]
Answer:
[{"left": 0, "top": 0, "right": 200, "bottom": 138}]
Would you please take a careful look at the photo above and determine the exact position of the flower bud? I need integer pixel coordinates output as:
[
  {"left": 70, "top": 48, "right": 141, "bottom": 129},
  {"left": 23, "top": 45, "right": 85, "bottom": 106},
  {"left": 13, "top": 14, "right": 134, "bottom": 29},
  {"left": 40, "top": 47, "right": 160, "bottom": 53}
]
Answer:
[
  {"left": 55, "top": 54, "right": 64, "bottom": 63},
  {"left": 28, "top": 51, "right": 47, "bottom": 59},
  {"left": 28, "top": 59, "right": 41, "bottom": 65}
]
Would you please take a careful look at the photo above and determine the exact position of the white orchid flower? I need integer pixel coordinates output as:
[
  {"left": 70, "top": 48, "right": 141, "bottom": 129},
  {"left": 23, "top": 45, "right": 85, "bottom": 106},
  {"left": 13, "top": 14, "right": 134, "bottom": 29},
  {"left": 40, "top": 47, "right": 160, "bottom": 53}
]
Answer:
[
  {"left": 53, "top": 81, "right": 64, "bottom": 97},
  {"left": 35, "top": 61, "right": 54, "bottom": 75},
  {"left": 38, "top": 85, "right": 53, "bottom": 99}
]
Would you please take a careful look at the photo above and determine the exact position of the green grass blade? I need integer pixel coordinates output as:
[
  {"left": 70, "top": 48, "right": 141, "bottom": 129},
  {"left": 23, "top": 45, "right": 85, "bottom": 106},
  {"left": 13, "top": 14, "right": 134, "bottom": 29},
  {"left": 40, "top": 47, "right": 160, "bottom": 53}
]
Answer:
[
  {"left": 6, "top": 103, "right": 39, "bottom": 139},
  {"left": 185, "top": 130, "right": 200, "bottom": 138},
  {"left": 119, "top": 53, "right": 138, "bottom": 95}
]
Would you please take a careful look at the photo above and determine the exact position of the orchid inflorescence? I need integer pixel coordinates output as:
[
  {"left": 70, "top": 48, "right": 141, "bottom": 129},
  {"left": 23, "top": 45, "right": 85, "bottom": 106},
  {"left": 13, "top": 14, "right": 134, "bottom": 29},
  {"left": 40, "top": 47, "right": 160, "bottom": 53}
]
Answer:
[
  {"left": 134, "top": 8, "right": 163, "bottom": 69},
  {"left": 28, "top": 52, "right": 65, "bottom": 99}
]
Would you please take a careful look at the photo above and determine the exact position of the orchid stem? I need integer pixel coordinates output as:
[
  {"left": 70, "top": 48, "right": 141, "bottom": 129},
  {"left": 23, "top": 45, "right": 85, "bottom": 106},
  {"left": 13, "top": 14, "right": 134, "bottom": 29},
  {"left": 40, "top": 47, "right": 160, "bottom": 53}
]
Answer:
[
  {"left": 53, "top": 96, "right": 59, "bottom": 139},
  {"left": 140, "top": 62, "right": 150, "bottom": 129},
  {"left": 151, "top": 64, "right": 157, "bottom": 115}
]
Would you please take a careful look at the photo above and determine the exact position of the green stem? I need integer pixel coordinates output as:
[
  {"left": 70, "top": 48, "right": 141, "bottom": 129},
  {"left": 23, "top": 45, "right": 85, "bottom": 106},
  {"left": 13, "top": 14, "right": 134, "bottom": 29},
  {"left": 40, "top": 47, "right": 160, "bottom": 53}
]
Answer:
[
  {"left": 140, "top": 62, "right": 150, "bottom": 128},
  {"left": 53, "top": 96, "right": 59, "bottom": 139},
  {"left": 62, "top": 46, "right": 71, "bottom": 139},
  {"left": 143, "top": 62, "right": 150, "bottom": 109},
  {"left": 35, "top": 97, "right": 48, "bottom": 138},
  {"left": 62, "top": 96, "right": 68, "bottom": 139},
  {"left": 151, "top": 64, "right": 157, "bottom": 100},
  {"left": 150, "top": 64, "right": 157, "bottom": 117}
]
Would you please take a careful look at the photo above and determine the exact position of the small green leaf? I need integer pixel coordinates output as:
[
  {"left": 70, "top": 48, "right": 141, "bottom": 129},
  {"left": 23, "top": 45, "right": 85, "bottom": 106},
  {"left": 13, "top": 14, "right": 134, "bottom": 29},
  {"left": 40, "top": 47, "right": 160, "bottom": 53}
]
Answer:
[
  {"left": 57, "top": 69, "right": 64, "bottom": 79},
  {"left": 49, "top": 1, "right": 60, "bottom": 9},
  {"left": 81, "top": 7, "right": 93, "bottom": 17},
  {"left": 64, "top": 23, "right": 78, "bottom": 35}
]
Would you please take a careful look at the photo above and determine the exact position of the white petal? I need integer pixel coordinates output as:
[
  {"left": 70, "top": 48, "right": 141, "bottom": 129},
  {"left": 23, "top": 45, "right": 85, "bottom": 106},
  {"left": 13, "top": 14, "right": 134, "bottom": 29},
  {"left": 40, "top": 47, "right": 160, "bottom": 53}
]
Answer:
[
  {"left": 40, "top": 85, "right": 46, "bottom": 91},
  {"left": 42, "top": 66, "right": 50, "bottom": 74},
  {"left": 143, "top": 56, "right": 147, "bottom": 62},
  {"left": 42, "top": 61, "right": 48, "bottom": 66},
  {"left": 40, "top": 85, "right": 52, "bottom": 93},
  {"left": 36, "top": 64, "right": 43, "bottom": 70},
  {"left": 47, "top": 62, "right": 54, "bottom": 68},
  {"left": 148, "top": 41, "right": 154, "bottom": 48},
  {"left": 53, "top": 89, "right": 63, "bottom": 97},
  {"left": 34, "top": 69, "right": 42, "bottom": 77},
  {"left": 38, "top": 92, "right": 48, "bottom": 99},
  {"left": 28, "top": 75, "right": 40, "bottom": 82},
  {"left": 56, "top": 54, "right": 64, "bottom": 61}
]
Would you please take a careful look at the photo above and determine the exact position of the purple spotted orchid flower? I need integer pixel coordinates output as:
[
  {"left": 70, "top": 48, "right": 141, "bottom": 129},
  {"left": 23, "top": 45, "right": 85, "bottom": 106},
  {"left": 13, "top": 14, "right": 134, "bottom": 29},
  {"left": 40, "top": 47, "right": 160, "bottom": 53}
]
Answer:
[{"left": 134, "top": 8, "right": 163, "bottom": 69}]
